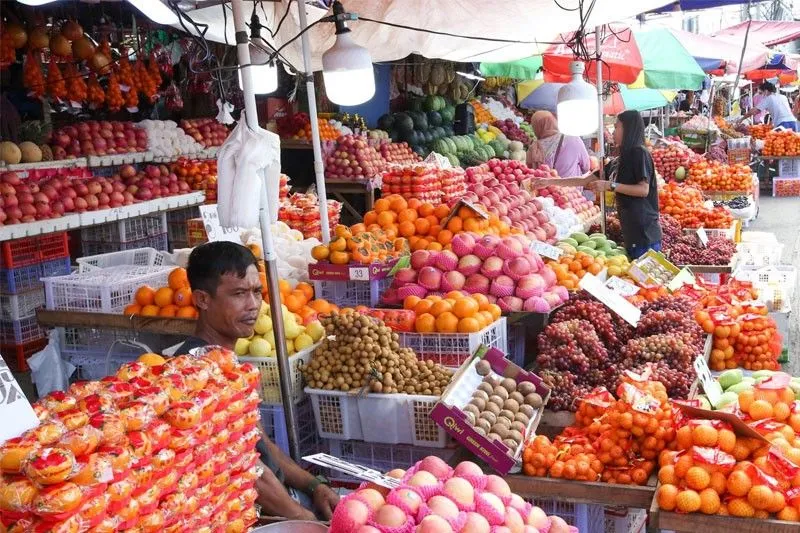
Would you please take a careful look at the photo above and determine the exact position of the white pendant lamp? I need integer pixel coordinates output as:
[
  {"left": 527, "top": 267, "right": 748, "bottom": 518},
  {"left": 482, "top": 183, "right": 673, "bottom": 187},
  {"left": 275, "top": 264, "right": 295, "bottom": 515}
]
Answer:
[
  {"left": 238, "top": 45, "right": 278, "bottom": 95},
  {"left": 322, "top": 1, "right": 375, "bottom": 106},
  {"left": 18, "top": 0, "right": 59, "bottom": 5},
  {"left": 127, "top": 0, "right": 179, "bottom": 25},
  {"left": 557, "top": 61, "right": 599, "bottom": 137}
]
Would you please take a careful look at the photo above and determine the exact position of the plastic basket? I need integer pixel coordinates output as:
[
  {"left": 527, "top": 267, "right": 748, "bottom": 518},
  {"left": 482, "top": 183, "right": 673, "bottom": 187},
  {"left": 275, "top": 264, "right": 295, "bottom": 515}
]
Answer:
[
  {"left": 166, "top": 206, "right": 201, "bottom": 225},
  {"left": 81, "top": 233, "right": 169, "bottom": 256},
  {"left": 604, "top": 507, "right": 647, "bottom": 533},
  {"left": 77, "top": 248, "right": 171, "bottom": 273},
  {"left": 777, "top": 158, "right": 800, "bottom": 177},
  {"left": 238, "top": 342, "right": 318, "bottom": 404},
  {"left": 0, "top": 257, "right": 71, "bottom": 295},
  {"left": 43, "top": 265, "right": 172, "bottom": 313},
  {"left": 528, "top": 498, "right": 606, "bottom": 533},
  {"left": 736, "top": 240, "right": 785, "bottom": 267},
  {"left": 0, "top": 316, "right": 46, "bottom": 344},
  {"left": 324, "top": 440, "right": 458, "bottom": 485},
  {"left": 307, "top": 389, "right": 362, "bottom": 440},
  {"left": 0, "top": 289, "right": 46, "bottom": 321},
  {"left": 1, "top": 338, "right": 47, "bottom": 372},
  {"left": 732, "top": 265, "right": 796, "bottom": 313},
  {"left": 259, "top": 399, "right": 323, "bottom": 459},
  {"left": 1, "top": 232, "right": 69, "bottom": 269},
  {"left": 80, "top": 212, "right": 167, "bottom": 243},
  {"left": 312, "top": 278, "right": 393, "bottom": 308},
  {"left": 397, "top": 317, "right": 507, "bottom": 367}
]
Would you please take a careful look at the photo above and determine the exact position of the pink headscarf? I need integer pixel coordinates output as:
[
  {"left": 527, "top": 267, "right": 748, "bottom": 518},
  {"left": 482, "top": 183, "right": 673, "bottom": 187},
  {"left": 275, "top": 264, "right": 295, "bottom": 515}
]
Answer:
[{"left": 527, "top": 111, "right": 560, "bottom": 168}]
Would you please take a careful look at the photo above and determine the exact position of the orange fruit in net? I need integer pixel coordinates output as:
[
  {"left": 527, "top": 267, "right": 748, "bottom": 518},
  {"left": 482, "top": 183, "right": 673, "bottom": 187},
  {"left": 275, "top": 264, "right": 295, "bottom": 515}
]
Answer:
[
  {"left": 658, "top": 465, "right": 678, "bottom": 485},
  {"left": 727, "top": 497, "right": 755, "bottom": 518},
  {"left": 692, "top": 425, "right": 718, "bottom": 447},
  {"left": 767, "top": 491, "right": 786, "bottom": 514},
  {"left": 141, "top": 304, "right": 160, "bottom": 317},
  {"left": 674, "top": 455, "right": 694, "bottom": 479},
  {"left": 699, "top": 488, "right": 721, "bottom": 515},
  {"left": 717, "top": 429, "right": 736, "bottom": 454},
  {"left": 168, "top": 268, "right": 190, "bottom": 291},
  {"left": 675, "top": 490, "right": 701, "bottom": 513},
  {"left": 154, "top": 287, "right": 174, "bottom": 308},
  {"left": 777, "top": 507, "right": 800, "bottom": 522},
  {"left": 749, "top": 400, "right": 774, "bottom": 420},
  {"left": 135, "top": 286, "right": 156, "bottom": 307},
  {"left": 685, "top": 466, "right": 711, "bottom": 490},
  {"left": 746, "top": 485, "right": 773, "bottom": 510},
  {"left": 173, "top": 287, "right": 193, "bottom": 308},
  {"left": 709, "top": 471, "right": 727, "bottom": 494},
  {"left": 656, "top": 484, "right": 678, "bottom": 511}
]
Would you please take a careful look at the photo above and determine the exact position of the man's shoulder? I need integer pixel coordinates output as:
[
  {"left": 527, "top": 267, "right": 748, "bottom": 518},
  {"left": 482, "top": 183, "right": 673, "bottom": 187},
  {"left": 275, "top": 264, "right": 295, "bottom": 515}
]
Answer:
[{"left": 172, "top": 336, "right": 211, "bottom": 356}]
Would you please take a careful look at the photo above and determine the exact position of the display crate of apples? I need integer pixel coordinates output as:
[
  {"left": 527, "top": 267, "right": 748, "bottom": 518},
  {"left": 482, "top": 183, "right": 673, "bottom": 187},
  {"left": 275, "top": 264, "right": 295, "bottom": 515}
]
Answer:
[
  {"left": 0, "top": 347, "right": 261, "bottom": 532},
  {"left": 381, "top": 164, "right": 466, "bottom": 205},
  {"left": 325, "top": 135, "right": 388, "bottom": 182},
  {"left": 278, "top": 193, "right": 342, "bottom": 240},
  {"left": 650, "top": 137, "right": 703, "bottom": 181}
]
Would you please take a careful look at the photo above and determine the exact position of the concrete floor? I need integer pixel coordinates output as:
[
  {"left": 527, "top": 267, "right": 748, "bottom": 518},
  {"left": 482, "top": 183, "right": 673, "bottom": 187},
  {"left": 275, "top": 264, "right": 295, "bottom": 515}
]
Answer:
[{"left": 746, "top": 194, "right": 800, "bottom": 375}]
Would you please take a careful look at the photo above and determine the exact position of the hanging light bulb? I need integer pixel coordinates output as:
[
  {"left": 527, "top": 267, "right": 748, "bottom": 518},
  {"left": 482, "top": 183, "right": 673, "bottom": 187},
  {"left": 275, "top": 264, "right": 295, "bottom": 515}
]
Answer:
[
  {"left": 17, "top": 0, "right": 59, "bottom": 5},
  {"left": 556, "top": 61, "right": 599, "bottom": 136},
  {"left": 239, "top": 45, "right": 278, "bottom": 95},
  {"left": 322, "top": 1, "right": 375, "bottom": 106},
  {"left": 127, "top": 0, "right": 179, "bottom": 25}
]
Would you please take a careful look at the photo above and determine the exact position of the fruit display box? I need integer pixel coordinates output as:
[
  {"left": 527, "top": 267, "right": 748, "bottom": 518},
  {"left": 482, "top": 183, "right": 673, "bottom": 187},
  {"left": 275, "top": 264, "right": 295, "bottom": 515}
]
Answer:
[
  {"left": 772, "top": 176, "right": 800, "bottom": 197},
  {"left": 238, "top": 341, "right": 319, "bottom": 404},
  {"left": 430, "top": 346, "right": 551, "bottom": 475},
  {"left": 397, "top": 317, "right": 508, "bottom": 368},
  {"left": 305, "top": 387, "right": 449, "bottom": 448},
  {"left": 312, "top": 277, "right": 394, "bottom": 308},
  {"left": 308, "top": 259, "right": 398, "bottom": 282},
  {"left": 733, "top": 265, "right": 796, "bottom": 313},
  {"left": 76, "top": 247, "right": 171, "bottom": 273},
  {"left": 627, "top": 250, "right": 681, "bottom": 287},
  {"left": 681, "top": 220, "right": 738, "bottom": 241}
]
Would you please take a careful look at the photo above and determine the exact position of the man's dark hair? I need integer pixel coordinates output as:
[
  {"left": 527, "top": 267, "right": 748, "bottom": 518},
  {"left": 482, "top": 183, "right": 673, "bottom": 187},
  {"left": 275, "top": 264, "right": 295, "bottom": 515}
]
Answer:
[
  {"left": 617, "top": 109, "right": 646, "bottom": 154},
  {"left": 760, "top": 81, "right": 777, "bottom": 94},
  {"left": 187, "top": 242, "right": 258, "bottom": 295}
]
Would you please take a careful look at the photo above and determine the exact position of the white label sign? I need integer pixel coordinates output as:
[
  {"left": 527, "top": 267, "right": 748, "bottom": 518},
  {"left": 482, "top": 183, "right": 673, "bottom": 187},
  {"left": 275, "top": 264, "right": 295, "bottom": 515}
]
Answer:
[
  {"left": 605, "top": 276, "right": 640, "bottom": 297},
  {"left": 302, "top": 453, "right": 401, "bottom": 488},
  {"left": 529, "top": 240, "right": 563, "bottom": 260},
  {"left": 579, "top": 273, "right": 641, "bottom": 326},
  {"left": 667, "top": 268, "right": 696, "bottom": 292},
  {"left": 198, "top": 205, "right": 242, "bottom": 243},
  {"left": 0, "top": 359, "right": 40, "bottom": 444},
  {"left": 349, "top": 266, "right": 370, "bottom": 281},
  {"left": 693, "top": 355, "right": 722, "bottom": 407},
  {"left": 697, "top": 227, "right": 708, "bottom": 247}
]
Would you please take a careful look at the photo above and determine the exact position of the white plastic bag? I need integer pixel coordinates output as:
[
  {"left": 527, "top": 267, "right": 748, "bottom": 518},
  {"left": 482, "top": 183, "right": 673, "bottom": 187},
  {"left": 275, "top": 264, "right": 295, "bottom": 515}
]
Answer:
[
  {"left": 217, "top": 112, "right": 281, "bottom": 229},
  {"left": 28, "top": 329, "right": 75, "bottom": 395}
]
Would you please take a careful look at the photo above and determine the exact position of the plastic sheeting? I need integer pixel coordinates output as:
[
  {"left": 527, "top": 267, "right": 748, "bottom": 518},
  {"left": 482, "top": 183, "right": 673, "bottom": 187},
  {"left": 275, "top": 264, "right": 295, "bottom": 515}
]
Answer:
[
  {"left": 176, "top": 0, "right": 675, "bottom": 70},
  {"left": 714, "top": 20, "right": 800, "bottom": 47}
]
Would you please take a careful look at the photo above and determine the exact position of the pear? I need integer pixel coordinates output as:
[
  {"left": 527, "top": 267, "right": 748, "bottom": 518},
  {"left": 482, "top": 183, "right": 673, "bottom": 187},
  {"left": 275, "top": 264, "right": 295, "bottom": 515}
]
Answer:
[
  {"left": 249, "top": 337, "right": 272, "bottom": 357},
  {"left": 254, "top": 314, "right": 273, "bottom": 335},
  {"left": 259, "top": 301, "right": 269, "bottom": 316},
  {"left": 306, "top": 320, "right": 325, "bottom": 342},
  {"left": 295, "top": 333, "right": 314, "bottom": 352},
  {"left": 284, "top": 320, "right": 303, "bottom": 340},
  {"left": 234, "top": 338, "right": 251, "bottom": 356}
]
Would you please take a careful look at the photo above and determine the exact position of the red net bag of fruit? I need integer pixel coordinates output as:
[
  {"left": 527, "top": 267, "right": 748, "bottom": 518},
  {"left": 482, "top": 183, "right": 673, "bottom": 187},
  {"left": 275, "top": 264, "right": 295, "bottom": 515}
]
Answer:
[
  {"left": 733, "top": 313, "right": 780, "bottom": 371},
  {"left": 575, "top": 388, "right": 616, "bottom": 428}
]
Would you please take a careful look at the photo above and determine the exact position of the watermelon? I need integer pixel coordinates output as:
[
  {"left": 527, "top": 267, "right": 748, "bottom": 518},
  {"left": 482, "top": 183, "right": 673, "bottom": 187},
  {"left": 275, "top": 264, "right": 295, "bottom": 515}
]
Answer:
[
  {"left": 423, "top": 131, "right": 434, "bottom": 143},
  {"left": 394, "top": 113, "right": 414, "bottom": 133},
  {"left": 433, "top": 139, "right": 451, "bottom": 155},
  {"left": 423, "top": 95, "right": 444, "bottom": 112},
  {"left": 446, "top": 153, "right": 460, "bottom": 167},
  {"left": 377, "top": 114, "right": 394, "bottom": 131},
  {"left": 426, "top": 111, "right": 443, "bottom": 128},
  {"left": 445, "top": 137, "right": 458, "bottom": 153},
  {"left": 388, "top": 129, "right": 400, "bottom": 142},
  {"left": 444, "top": 125, "right": 454, "bottom": 136},
  {"left": 471, "top": 136, "right": 483, "bottom": 150},
  {"left": 441, "top": 105, "right": 456, "bottom": 123},
  {"left": 483, "top": 144, "right": 496, "bottom": 158},
  {"left": 412, "top": 112, "right": 428, "bottom": 131}
]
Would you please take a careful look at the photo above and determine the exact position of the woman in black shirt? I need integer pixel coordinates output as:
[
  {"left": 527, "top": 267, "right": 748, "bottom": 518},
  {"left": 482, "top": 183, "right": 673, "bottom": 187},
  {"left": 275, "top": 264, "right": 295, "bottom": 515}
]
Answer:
[{"left": 589, "top": 110, "right": 662, "bottom": 259}]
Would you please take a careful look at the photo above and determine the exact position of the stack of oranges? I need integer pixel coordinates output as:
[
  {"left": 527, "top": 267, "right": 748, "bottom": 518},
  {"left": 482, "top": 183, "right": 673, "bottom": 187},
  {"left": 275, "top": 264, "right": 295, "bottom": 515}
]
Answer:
[
  {"left": 402, "top": 292, "right": 501, "bottom": 334},
  {"left": 695, "top": 302, "right": 780, "bottom": 371},
  {"left": 548, "top": 252, "right": 606, "bottom": 290},
  {"left": 763, "top": 129, "right": 800, "bottom": 157},
  {"left": 278, "top": 279, "right": 339, "bottom": 325},
  {"left": 125, "top": 267, "right": 198, "bottom": 318},
  {"left": 310, "top": 224, "right": 406, "bottom": 265}
]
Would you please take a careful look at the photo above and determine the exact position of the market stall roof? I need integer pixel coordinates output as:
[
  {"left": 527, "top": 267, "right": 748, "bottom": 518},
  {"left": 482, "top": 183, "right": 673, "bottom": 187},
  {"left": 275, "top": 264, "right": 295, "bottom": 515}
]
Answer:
[
  {"left": 175, "top": 0, "right": 675, "bottom": 71},
  {"left": 713, "top": 20, "right": 800, "bottom": 47},
  {"left": 628, "top": 29, "right": 705, "bottom": 90}
]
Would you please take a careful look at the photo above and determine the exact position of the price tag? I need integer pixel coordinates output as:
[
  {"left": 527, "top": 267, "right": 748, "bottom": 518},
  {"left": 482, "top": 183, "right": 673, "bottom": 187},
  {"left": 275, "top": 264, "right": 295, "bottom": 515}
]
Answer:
[
  {"left": 0, "top": 358, "right": 40, "bottom": 444},
  {"left": 349, "top": 266, "right": 370, "bottom": 281},
  {"left": 697, "top": 227, "right": 709, "bottom": 247},
  {"left": 605, "top": 276, "right": 640, "bottom": 297},
  {"left": 302, "top": 453, "right": 401, "bottom": 489},
  {"left": 693, "top": 356, "right": 722, "bottom": 407},
  {"left": 529, "top": 240, "right": 563, "bottom": 260},
  {"left": 667, "top": 268, "right": 696, "bottom": 292},
  {"left": 198, "top": 205, "right": 241, "bottom": 243},
  {"left": 579, "top": 273, "right": 641, "bottom": 326}
]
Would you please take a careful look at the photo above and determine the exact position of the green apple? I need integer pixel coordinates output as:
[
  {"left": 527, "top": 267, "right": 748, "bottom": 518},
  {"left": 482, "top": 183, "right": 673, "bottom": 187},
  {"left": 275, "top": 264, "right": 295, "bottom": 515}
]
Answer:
[
  {"left": 714, "top": 391, "right": 739, "bottom": 410},
  {"left": 249, "top": 337, "right": 272, "bottom": 357}
]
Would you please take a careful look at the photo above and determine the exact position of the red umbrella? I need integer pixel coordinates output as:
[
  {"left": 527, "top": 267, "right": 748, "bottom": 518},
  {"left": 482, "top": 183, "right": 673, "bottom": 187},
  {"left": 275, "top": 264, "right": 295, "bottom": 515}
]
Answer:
[{"left": 543, "top": 26, "right": 643, "bottom": 85}]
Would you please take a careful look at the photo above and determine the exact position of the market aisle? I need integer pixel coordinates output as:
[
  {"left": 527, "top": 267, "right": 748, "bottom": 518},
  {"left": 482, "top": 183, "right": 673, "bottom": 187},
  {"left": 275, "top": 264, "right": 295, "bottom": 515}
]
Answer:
[{"left": 748, "top": 195, "right": 800, "bottom": 375}]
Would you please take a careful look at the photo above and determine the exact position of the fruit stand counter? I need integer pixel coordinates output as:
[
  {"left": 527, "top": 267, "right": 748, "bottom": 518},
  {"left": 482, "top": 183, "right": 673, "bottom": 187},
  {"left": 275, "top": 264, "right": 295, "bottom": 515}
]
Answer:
[
  {"left": 326, "top": 179, "right": 378, "bottom": 222},
  {"left": 651, "top": 501, "right": 800, "bottom": 533},
  {"left": 506, "top": 475, "right": 657, "bottom": 509},
  {"left": 36, "top": 309, "right": 196, "bottom": 336}
]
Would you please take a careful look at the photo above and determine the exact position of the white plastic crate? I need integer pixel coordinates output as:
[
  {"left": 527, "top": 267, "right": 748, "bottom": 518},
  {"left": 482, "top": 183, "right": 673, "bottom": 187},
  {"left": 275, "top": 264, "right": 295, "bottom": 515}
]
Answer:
[
  {"left": 733, "top": 265, "right": 797, "bottom": 313},
  {"left": 0, "top": 316, "right": 45, "bottom": 344},
  {"left": 682, "top": 220, "right": 737, "bottom": 241},
  {"left": 527, "top": 498, "right": 606, "bottom": 533},
  {"left": 777, "top": 158, "right": 800, "bottom": 177},
  {"left": 604, "top": 507, "right": 647, "bottom": 533},
  {"left": 312, "top": 277, "right": 393, "bottom": 308},
  {"left": 397, "top": 317, "right": 507, "bottom": 367},
  {"left": 44, "top": 265, "right": 172, "bottom": 313},
  {"left": 259, "top": 398, "right": 323, "bottom": 459},
  {"left": 0, "top": 289, "right": 46, "bottom": 321},
  {"left": 238, "top": 342, "right": 318, "bottom": 404},
  {"left": 81, "top": 233, "right": 168, "bottom": 256},
  {"left": 307, "top": 389, "right": 362, "bottom": 440},
  {"left": 736, "top": 240, "right": 785, "bottom": 267},
  {"left": 77, "top": 247, "right": 171, "bottom": 273},
  {"left": 80, "top": 212, "right": 166, "bottom": 243},
  {"left": 324, "top": 440, "right": 458, "bottom": 485}
]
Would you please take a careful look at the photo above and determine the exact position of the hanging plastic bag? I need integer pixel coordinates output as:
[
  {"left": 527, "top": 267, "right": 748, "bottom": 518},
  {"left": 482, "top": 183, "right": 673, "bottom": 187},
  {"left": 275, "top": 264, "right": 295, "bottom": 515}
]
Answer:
[
  {"left": 28, "top": 329, "right": 75, "bottom": 395},
  {"left": 217, "top": 112, "right": 281, "bottom": 229}
]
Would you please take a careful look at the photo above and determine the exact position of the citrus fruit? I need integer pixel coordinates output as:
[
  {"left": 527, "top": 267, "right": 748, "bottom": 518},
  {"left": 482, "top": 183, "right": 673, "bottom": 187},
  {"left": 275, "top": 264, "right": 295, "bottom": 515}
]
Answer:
[
  {"left": 675, "top": 490, "right": 701, "bottom": 513},
  {"left": 656, "top": 484, "right": 678, "bottom": 511},
  {"left": 699, "top": 488, "right": 720, "bottom": 515},
  {"left": 135, "top": 286, "right": 155, "bottom": 307},
  {"left": 138, "top": 353, "right": 166, "bottom": 366},
  {"left": 168, "top": 268, "right": 189, "bottom": 290}
]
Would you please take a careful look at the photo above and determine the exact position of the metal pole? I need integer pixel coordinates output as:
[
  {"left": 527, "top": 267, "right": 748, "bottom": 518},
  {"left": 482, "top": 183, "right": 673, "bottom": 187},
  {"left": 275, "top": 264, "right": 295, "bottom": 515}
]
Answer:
[
  {"left": 297, "top": 1, "right": 331, "bottom": 244},
  {"left": 231, "top": 0, "right": 301, "bottom": 460},
  {"left": 595, "top": 26, "right": 606, "bottom": 234}
]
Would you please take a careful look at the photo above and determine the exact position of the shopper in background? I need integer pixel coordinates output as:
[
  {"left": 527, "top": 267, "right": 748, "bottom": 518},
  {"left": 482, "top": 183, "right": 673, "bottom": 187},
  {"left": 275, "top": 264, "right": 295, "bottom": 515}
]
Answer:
[
  {"left": 587, "top": 110, "right": 662, "bottom": 259},
  {"left": 745, "top": 81, "right": 797, "bottom": 131},
  {"left": 526, "top": 110, "right": 590, "bottom": 178},
  {"left": 172, "top": 242, "right": 339, "bottom": 521},
  {"left": 712, "top": 87, "right": 729, "bottom": 117},
  {"left": 678, "top": 91, "right": 695, "bottom": 113}
]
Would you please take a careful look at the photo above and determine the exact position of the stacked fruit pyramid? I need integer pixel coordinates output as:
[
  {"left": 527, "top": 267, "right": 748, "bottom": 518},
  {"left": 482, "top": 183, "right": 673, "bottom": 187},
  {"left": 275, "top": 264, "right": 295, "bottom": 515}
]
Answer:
[{"left": 0, "top": 348, "right": 261, "bottom": 532}]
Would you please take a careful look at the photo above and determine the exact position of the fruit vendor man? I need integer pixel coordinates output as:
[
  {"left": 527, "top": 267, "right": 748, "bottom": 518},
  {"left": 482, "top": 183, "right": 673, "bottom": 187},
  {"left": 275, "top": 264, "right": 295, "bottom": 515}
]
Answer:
[{"left": 172, "top": 241, "right": 339, "bottom": 520}]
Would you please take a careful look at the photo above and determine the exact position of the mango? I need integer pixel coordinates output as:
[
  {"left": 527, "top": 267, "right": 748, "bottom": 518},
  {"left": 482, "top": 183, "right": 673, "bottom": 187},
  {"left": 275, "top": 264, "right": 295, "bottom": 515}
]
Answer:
[{"left": 718, "top": 369, "right": 742, "bottom": 390}]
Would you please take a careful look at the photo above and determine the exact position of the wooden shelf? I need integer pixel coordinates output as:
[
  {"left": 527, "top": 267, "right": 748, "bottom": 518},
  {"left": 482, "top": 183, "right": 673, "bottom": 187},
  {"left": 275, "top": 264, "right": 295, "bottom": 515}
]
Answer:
[
  {"left": 36, "top": 310, "right": 196, "bottom": 336},
  {"left": 506, "top": 475, "right": 656, "bottom": 509},
  {"left": 652, "top": 507, "right": 800, "bottom": 533}
]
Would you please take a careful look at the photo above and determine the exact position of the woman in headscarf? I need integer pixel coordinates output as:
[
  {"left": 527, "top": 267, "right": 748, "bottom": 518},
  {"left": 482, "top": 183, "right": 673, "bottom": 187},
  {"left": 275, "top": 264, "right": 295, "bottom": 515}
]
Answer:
[{"left": 526, "top": 110, "right": 590, "bottom": 178}]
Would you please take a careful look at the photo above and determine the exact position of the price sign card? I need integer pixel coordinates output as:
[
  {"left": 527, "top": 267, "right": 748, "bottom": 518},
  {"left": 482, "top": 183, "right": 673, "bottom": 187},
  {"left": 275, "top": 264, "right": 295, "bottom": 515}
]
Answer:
[
  {"left": 302, "top": 453, "right": 401, "bottom": 489},
  {"left": 697, "top": 227, "right": 709, "bottom": 247},
  {"left": 693, "top": 355, "right": 722, "bottom": 407},
  {"left": 605, "top": 276, "right": 641, "bottom": 297},
  {"left": 0, "top": 358, "right": 40, "bottom": 444},
  {"left": 667, "top": 268, "right": 696, "bottom": 292},
  {"left": 529, "top": 240, "right": 563, "bottom": 260},
  {"left": 579, "top": 273, "right": 641, "bottom": 326},
  {"left": 349, "top": 266, "right": 370, "bottom": 281},
  {"left": 198, "top": 205, "right": 242, "bottom": 243}
]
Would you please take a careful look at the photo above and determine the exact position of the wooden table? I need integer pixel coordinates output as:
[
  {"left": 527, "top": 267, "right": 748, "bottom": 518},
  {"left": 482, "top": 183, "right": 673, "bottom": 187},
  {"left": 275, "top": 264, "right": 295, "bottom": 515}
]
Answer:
[
  {"left": 36, "top": 310, "right": 196, "bottom": 336},
  {"left": 507, "top": 475, "right": 657, "bottom": 509},
  {"left": 326, "top": 179, "right": 377, "bottom": 222},
  {"left": 651, "top": 500, "right": 799, "bottom": 533}
]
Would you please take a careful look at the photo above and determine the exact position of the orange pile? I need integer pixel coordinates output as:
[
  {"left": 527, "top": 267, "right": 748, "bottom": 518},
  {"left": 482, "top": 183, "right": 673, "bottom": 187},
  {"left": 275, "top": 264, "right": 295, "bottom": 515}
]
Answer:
[
  {"left": 686, "top": 161, "right": 752, "bottom": 192},
  {"left": 749, "top": 124, "right": 771, "bottom": 140},
  {"left": 294, "top": 118, "right": 341, "bottom": 141},
  {"left": 311, "top": 223, "right": 406, "bottom": 265},
  {"left": 125, "top": 267, "right": 198, "bottom": 318},
  {"left": 278, "top": 279, "right": 339, "bottom": 325},
  {"left": 547, "top": 252, "right": 606, "bottom": 290},
  {"left": 403, "top": 292, "right": 501, "bottom": 333},
  {"left": 658, "top": 182, "right": 734, "bottom": 229},
  {"left": 763, "top": 129, "right": 800, "bottom": 157},
  {"left": 469, "top": 99, "right": 495, "bottom": 124}
]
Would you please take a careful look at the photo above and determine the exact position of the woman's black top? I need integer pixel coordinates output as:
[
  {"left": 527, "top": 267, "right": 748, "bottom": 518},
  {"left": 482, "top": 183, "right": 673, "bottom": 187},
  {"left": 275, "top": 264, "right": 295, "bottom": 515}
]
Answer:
[{"left": 610, "top": 146, "right": 662, "bottom": 248}]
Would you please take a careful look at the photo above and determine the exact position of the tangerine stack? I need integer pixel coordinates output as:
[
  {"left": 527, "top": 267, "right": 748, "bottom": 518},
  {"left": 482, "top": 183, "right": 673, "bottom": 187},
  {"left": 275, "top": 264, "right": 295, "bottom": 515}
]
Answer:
[{"left": 124, "top": 267, "right": 198, "bottom": 319}]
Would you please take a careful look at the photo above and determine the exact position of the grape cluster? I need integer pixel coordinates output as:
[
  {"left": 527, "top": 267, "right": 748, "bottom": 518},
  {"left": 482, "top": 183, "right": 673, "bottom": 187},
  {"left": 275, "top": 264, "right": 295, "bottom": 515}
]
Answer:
[
  {"left": 659, "top": 214, "right": 682, "bottom": 249},
  {"left": 636, "top": 309, "right": 705, "bottom": 351},
  {"left": 665, "top": 234, "right": 736, "bottom": 266},
  {"left": 537, "top": 319, "right": 609, "bottom": 375},
  {"left": 628, "top": 361, "right": 696, "bottom": 399},
  {"left": 551, "top": 298, "right": 620, "bottom": 350},
  {"left": 620, "top": 334, "right": 695, "bottom": 369},
  {"left": 641, "top": 295, "right": 695, "bottom": 315},
  {"left": 540, "top": 370, "right": 582, "bottom": 411}
]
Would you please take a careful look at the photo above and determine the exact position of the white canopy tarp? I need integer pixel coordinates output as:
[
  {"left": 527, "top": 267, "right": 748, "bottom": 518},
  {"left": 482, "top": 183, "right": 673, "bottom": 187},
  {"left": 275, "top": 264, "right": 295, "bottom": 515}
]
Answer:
[{"left": 177, "top": 0, "right": 675, "bottom": 71}]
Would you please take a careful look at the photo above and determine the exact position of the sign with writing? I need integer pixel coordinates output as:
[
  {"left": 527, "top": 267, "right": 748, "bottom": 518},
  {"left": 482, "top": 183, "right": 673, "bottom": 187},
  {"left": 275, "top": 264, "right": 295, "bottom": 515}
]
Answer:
[
  {"left": 605, "top": 276, "right": 640, "bottom": 297},
  {"left": 349, "top": 266, "right": 370, "bottom": 281},
  {"left": 302, "top": 453, "right": 401, "bottom": 488},
  {"left": 0, "top": 359, "right": 39, "bottom": 444},
  {"left": 697, "top": 227, "right": 708, "bottom": 247},
  {"left": 529, "top": 240, "right": 563, "bottom": 260},
  {"left": 579, "top": 273, "right": 641, "bottom": 326},
  {"left": 693, "top": 355, "right": 722, "bottom": 407},
  {"left": 198, "top": 205, "right": 242, "bottom": 243}
]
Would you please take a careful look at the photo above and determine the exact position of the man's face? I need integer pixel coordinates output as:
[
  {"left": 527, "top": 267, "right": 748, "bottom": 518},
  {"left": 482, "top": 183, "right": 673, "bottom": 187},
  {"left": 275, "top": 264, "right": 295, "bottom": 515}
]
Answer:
[{"left": 195, "top": 265, "right": 263, "bottom": 340}]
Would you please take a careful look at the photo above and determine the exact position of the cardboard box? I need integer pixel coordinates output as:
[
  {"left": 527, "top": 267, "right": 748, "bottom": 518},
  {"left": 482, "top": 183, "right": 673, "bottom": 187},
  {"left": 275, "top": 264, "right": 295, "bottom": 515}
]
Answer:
[{"left": 308, "top": 259, "right": 397, "bottom": 282}]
